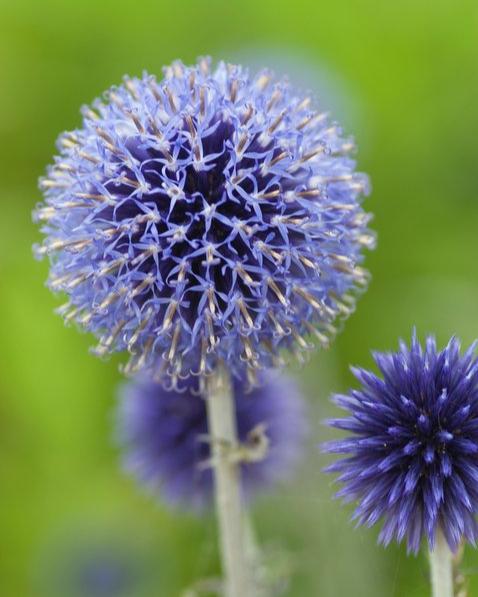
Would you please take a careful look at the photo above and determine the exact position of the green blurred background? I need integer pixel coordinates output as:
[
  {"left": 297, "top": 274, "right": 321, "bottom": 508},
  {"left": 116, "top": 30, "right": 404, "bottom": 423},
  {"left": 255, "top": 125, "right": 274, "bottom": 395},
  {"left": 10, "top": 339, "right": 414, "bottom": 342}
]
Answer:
[{"left": 1, "top": 0, "right": 478, "bottom": 595}]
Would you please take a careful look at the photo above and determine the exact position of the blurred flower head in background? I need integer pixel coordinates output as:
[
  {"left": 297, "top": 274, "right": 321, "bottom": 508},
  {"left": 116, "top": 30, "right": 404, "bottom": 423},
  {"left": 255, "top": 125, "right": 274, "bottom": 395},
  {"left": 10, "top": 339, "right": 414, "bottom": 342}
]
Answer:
[
  {"left": 116, "top": 370, "right": 308, "bottom": 510},
  {"left": 63, "top": 548, "right": 137, "bottom": 597},
  {"left": 33, "top": 531, "right": 149, "bottom": 597},
  {"left": 34, "top": 57, "right": 374, "bottom": 388},
  {"left": 324, "top": 331, "right": 478, "bottom": 554}
]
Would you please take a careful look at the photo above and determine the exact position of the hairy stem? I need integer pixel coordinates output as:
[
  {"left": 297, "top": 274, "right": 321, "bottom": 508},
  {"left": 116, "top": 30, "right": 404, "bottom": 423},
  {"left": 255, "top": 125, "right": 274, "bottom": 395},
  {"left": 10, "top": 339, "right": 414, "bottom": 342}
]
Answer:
[
  {"left": 206, "top": 363, "right": 250, "bottom": 597},
  {"left": 429, "top": 528, "right": 454, "bottom": 597}
]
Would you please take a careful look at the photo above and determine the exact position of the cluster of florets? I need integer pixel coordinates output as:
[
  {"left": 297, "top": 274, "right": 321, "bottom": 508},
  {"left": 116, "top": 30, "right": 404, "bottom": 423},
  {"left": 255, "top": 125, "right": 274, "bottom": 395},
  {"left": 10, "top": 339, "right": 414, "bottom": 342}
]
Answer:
[
  {"left": 116, "top": 370, "right": 307, "bottom": 509},
  {"left": 34, "top": 57, "right": 374, "bottom": 387},
  {"left": 324, "top": 333, "right": 478, "bottom": 553}
]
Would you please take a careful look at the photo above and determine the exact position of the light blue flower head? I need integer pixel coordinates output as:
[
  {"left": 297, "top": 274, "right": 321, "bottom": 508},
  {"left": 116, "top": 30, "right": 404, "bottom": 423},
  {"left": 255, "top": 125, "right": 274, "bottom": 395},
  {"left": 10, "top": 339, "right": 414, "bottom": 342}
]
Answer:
[{"left": 34, "top": 58, "right": 374, "bottom": 387}]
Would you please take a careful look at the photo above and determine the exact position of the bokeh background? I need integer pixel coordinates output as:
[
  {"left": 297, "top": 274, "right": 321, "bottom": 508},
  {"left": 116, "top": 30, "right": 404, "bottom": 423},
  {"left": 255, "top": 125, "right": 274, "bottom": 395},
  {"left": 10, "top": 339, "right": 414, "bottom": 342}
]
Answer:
[{"left": 1, "top": 0, "right": 478, "bottom": 595}]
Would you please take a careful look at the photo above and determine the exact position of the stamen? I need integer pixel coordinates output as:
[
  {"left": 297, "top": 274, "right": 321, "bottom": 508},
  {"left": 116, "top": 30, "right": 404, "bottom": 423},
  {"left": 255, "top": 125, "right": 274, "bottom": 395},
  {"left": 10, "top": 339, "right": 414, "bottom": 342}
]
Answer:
[
  {"left": 339, "top": 141, "right": 355, "bottom": 153},
  {"left": 240, "top": 334, "right": 257, "bottom": 363},
  {"left": 38, "top": 237, "right": 92, "bottom": 255},
  {"left": 198, "top": 57, "right": 210, "bottom": 76},
  {"left": 39, "top": 179, "right": 69, "bottom": 190},
  {"left": 229, "top": 79, "right": 238, "bottom": 103},
  {"left": 268, "top": 110, "right": 286, "bottom": 134},
  {"left": 131, "top": 245, "right": 159, "bottom": 266},
  {"left": 108, "top": 91, "right": 124, "bottom": 107},
  {"left": 165, "top": 88, "right": 178, "bottom": 113},
  {"left": 159, "top": 300, "right": 178, "bottom": 334},
  {"left": 267, "top": 278, "right": 288, "bottom": 307},
  {"left": 116, "top": 175, "right": 141, "bottom": 189},
  {"left": 78, "top": 310, "right": 93, "bottom": 326},
  {"left": 235, "top": 263, "right": 259, "bottom": 287},
  {"left": 205, "top": 310, "right": 217, "bottom": 351},
  {"left": 241, "top": 104, "right": 253, "bottom": 124},
  {"left": 199, "top": 86, "right": 206, "bottom": 117},
  {"left": 124, "top": 78, "right": 140, "bottom": 100},
  {"left": 256, "top": 73, "right": 271, "bottom": 90},
  {"left": 302, "top": 111, "right": 328, "bottom": 131},
  {"left": 266, "top": 89, "right": 281, "bottom": 112},
  {"left": 74, "top": 192, "right": 113, "bottom": 203},
  {"left": 146, "top": 78, "right": 161, "bottom": 101},
  {"left": 128, "top": 307, "right": 155, "bottom": 352},
  {"left": 256, "top": 242, "right": 284, "bottom": 264},
  {"left": 129, "top": 336, "right": 155, "bottom": 373},
  {"left": 193, "top": 335, "right": 208, "bottom": 377},
  {"left": 295, "top": 97, "right": 311, "bottom": 112},
  {"left": 49, "top": 273, "right": 74, "bottom": 290},
  {"left": 299, "top": 254, "right": 318, "bottom": 270},
  {"left": 300, "top": 146, "right": 325, "bottom": 163},
  {"left": 207, "top": 287, "right": 217, "bottom": 317},
  {"left": 268, "top": 150, "right": 288, "bottom": 168},
  {"left": 257, "top": 188, "right": 281, "bottom": 200},
  {"left": 236, "top": 133, "right": 249, "bottom": 154},
  {"left": 97, "top": 257, "right": 127, "bottom": 277},
  {"left": 293, "top": 285, "right": 324, "bottom": 312},
  {"left": 78, "top": 150, "right": 100, "bottom": 164},
  {"left": 93, "top": 319, "right": 126, "bottom": 357},
  {"left": 96, "top": 286, "right": 127, "bottom": 311},
  {"left": 185, "top": 114, "right": 196, "bottom": 138},
  {"left": 66, "top": 271, "right": 92, "bottom": 289},
  {"left": 35, "top": 206, "right": 57, "bottom": 221},
  {"left": 130, "top": 274, "right": 155, "bottom": 299},
  {"left": 268, "top": 311, "right": 290, "bottom": 337},
  {"left": 59, "top": 134, "right": 79, "bottom": 149},
  {"left": 291, "top": 327, "right": 313, "bottom": 350},
  {"left": 63, "top": 305, "right": 81, "bottom": 323},
  {"left": 304, "top": 321, "right": 331, "bottom": 347},
  {"left": 297, "top": 189, "right": 321, "bottom": 198},
  {"left": 56, "top": 162, "right": 75, "bottom": 172},
  {"left": 237, "top": 297, "right": 254, "bottom": 330},
  {"left": 165, "top": 321, "right": 182, "bottom": 363}
]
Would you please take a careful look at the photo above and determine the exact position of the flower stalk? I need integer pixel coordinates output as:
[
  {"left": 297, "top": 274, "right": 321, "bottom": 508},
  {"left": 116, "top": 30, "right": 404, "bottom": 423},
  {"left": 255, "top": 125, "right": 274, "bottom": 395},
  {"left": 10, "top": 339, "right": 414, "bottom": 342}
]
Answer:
[
  {"left": 205, "top": 362, "right": 251, "bottom": 597},
  {"left": 429, "top": 528, "right": 454, "bottom": 597}
]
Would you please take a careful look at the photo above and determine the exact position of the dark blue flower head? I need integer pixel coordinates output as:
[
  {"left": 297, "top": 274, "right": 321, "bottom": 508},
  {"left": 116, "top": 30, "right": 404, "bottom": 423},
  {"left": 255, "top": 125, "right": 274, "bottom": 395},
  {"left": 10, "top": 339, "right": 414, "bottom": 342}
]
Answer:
[
  {"left": 116, "top": 370, "right": 307, "bottom": 510},
  {"left": 324, "top": 332, "right": 478, "bottom": 554},
  {"left": 34, "top": 58, "right": 374, "bottom": 386}
]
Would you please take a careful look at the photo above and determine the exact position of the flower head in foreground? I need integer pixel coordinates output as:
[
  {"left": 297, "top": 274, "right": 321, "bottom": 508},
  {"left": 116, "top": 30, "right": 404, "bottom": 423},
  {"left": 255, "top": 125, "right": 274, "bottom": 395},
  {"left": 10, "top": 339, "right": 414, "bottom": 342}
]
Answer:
[
  {"left": 324, "top": 332, "right": 478, "bottom": 554},
  {"left": 34, "top": 57, "right": 374, "bottom": 386},
  {"left": 116, "top": 370, "right": 307, "bottom": 510}
]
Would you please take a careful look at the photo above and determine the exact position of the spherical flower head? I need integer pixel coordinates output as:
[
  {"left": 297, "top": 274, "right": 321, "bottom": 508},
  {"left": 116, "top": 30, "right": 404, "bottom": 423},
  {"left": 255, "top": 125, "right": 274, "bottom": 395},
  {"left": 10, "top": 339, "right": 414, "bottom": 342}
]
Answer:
[
  {"left": 116, "top": 370, "right": 308, "bottom": 510},
  {"left": 323, "top": 332, "right": 478, "bottom": 554},
  {"left": 34, "top": 57, "right": 374, "bottom": 385}
]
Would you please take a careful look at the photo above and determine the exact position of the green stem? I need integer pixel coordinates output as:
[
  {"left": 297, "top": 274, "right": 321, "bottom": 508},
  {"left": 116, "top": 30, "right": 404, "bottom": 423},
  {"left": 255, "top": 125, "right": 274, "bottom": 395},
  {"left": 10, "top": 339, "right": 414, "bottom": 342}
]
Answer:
[
  {"left": 429, "top": 528, "right": 454, "bottom": 597},
  {"left": 205, "top": 363, "right": 251, "bottom": 597}
]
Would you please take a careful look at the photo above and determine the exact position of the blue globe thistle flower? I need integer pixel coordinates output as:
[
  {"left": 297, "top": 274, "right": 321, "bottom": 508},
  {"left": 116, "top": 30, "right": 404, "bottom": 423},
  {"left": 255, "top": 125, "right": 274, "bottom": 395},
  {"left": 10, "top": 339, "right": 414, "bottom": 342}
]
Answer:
[
  {"left": 116, "top": 370, "right": 307, "bottom": 510},
  {"left": 323, "top": 332, "right": 478, "bottom": 554},
  {"left": 34, "top": 57, "right": 374, "bottom": 386},
  {"left": 66, "top": 548, "right": 138, "bottom": 597},
  {"left": 37, "top": 535, "right": 145, "bottom": 597}
]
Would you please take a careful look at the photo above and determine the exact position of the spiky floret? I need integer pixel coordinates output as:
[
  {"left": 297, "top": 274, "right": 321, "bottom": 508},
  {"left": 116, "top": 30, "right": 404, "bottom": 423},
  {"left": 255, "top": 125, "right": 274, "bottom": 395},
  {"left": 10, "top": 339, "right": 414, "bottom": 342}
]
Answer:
[
  {"left": 116, "top": 370, "right": 307, "bottom": 510},
  {"left": 324, "top": 332, "right": 478, "bottom": 554},
  {"left": 34, "top": 57, "right": 374, "bottom": 387}
]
